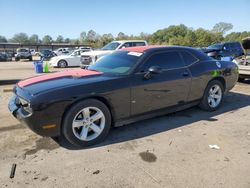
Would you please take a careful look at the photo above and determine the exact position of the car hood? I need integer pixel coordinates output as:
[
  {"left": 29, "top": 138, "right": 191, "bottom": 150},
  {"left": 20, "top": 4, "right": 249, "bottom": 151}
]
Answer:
[
  {"left": 81, "top": 50, "right": 113, "bottom": 57},
  {"left": 17, "top": 69, "right": 105, "bottom": 95}
]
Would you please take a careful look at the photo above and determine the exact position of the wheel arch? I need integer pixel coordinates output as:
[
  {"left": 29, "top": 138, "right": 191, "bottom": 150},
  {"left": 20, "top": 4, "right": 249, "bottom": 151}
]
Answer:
[
  {"left": 61, "top": 95, "right": 116, "bottom": 132},
  {"left": 57, "top": 59, "right": 68, "bottom": 67},
  {"left": 209, "top": 76, "right": 226, "bottom": 91}
]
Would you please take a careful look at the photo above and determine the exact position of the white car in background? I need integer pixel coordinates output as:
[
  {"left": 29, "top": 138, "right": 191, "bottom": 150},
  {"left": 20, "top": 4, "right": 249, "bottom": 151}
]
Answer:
[
  {"left": 80, "top": 40, "right": 148, "bottom": 67},
  {"left": 53, "top": 48, "right": 70, "bottom": 56},
  {"left": 49, "top": 49, "right": 92, "bottom": 68}
]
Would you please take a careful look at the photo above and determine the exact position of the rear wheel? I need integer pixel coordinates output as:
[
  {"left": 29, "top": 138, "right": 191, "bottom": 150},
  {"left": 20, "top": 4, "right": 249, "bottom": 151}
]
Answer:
[
  {"left": 62, "top": 99, "right": 111, "bottom": 147},
  {"left": 58, "top": 60, "right": 67, "bottom": 68},
  {"left": 199, "top": 80, "right": 224, "bottom": 111}
]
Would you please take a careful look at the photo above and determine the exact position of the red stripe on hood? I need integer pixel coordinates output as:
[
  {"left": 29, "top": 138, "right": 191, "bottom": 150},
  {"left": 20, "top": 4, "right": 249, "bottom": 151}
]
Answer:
[{"left": 18, "top": 69, "right": 103, "bottom": 87}]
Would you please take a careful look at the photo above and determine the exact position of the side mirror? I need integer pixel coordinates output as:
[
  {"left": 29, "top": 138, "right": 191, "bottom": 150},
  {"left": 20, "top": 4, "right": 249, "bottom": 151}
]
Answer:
[
  {"left": 148, "top": 66, "right": 162, "bottom": 74},
  {"left": 144, "top": 66, "right": 162, "bottom": 79}
]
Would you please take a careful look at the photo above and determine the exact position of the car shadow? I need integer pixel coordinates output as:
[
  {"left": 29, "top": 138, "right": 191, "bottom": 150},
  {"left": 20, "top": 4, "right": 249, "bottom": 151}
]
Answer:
[{"left": 54, "top": 91, "right": 250, "bottom": 150}]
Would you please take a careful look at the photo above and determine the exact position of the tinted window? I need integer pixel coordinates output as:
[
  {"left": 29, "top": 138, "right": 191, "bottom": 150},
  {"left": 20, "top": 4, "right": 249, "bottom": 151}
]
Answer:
[
  {"left": 224, "top": 43, "right": 231, "bottom": 50},
  {"left": 231, "top": 42, "right": 241, "bottom": 50},
  {"left": 88, "top": 51, "right": 142, "bottom": 74},
  {"left": 120, "top": 42, "right": 133, "bottom": 48},
  {"left": 102, "top": 42, "right": 121, "bottom": 50},
  {"left": 181, "top": 51, "right": 198, "bottom": 66},
  {"left": 133, "top": 42, "right": 146, "bottom": 46},
  {"left": 207, "top": 44, "right": 223, "bottom": 50},
  {"left": 142, "top": 51, "right": 184, "bottom": 70}
]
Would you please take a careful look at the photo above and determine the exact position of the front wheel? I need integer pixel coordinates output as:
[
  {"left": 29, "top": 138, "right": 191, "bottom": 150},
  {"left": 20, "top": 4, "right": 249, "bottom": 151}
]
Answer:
[
  {"left": 62, "top": 99, "right": 111, "bottom": 147},
  {"left": 199, "top": 80, "right": 224, "bottom": 111},
  {"left": 58, "top": 60, "right": 67, "bottom": 68}
]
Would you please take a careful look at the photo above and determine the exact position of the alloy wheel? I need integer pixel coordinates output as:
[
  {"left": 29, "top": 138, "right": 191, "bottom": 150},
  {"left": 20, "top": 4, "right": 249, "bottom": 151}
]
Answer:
[
  {"left": 72, "top": 107, "right": 105, "bottom": 141},
  {"left": 207, "top": 84, "right": 222, "bottom": 108}
]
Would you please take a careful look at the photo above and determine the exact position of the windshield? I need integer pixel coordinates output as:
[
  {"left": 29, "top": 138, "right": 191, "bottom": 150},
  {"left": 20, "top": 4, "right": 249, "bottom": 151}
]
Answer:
[
  {"left": 207, "top": 43, "right": 223, "bottom": 50},
  {"left": 101, "top": 42, "right": 121, "bottom": 50},
  {"left": 88, "top": 51, "right": 143, "bottom": 74}
]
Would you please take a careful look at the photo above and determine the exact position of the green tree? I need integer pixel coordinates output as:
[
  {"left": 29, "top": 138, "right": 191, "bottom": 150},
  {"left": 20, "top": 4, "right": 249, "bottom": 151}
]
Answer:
[
  {"left": 55, "top": 35, "right": 64, "bottom": 43},
  {"left": 101, "top": 33, "right": 114, "bottom": 44},
  {"left": 139, "top": 32, "right": 150, "bottom": 41},
  {"left": 149, "top": 24, "right": 189, "bottom": 45},
  {"left": 194, "top": 28, "right": 213, "bottom": 47},
  {"left": 64, "top": 38, "right": 70, "bottom": 43},
  {"left": 116, "top": 32, "right": 127, "bottom": 40},
  {"left": 42, "top": 35, "right": 53, "bottom": 44},
  {"left": 29, "top": 34, "right": 39, "bottom": 44},
  {"left": 0, "top": 35, "right": 7, "bottom": 42},
  {"left": 11, "top": 32, "right": 29, "bottom": 44},
  {"left": 212, "top": 22, "right": 233, "bottom": 34},
  {"left": 86, "top": 30, "right": 97, "bottom": 42},
  {"left": 80, "top": 31, "right": 87, "bottom": 44}
]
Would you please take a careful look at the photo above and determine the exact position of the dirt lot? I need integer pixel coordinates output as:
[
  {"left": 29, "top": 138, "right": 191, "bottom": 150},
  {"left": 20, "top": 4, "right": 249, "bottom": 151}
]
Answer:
[{"left": 0, "top": 61, "right": 250, "bottom": 188}]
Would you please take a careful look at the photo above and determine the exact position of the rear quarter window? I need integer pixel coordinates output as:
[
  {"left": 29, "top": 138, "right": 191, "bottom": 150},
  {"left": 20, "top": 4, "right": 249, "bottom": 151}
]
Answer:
[
  {"left": 141, "top": 51, "right": 184, "bottom": 70},
  {"left": 180, "top": 51, "right": 199, "bottom": 66}
]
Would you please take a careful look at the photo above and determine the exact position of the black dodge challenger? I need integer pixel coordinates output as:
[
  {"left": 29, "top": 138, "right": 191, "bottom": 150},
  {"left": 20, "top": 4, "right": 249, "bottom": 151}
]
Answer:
[{"left": 9, "top": 46, "right": 238, "bottom": 147}]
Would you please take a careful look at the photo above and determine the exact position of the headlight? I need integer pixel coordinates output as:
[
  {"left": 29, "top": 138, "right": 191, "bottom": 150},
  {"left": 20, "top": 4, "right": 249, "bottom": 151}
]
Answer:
[{"left": 19, "top": 97, "right": 32, "bottom": 114}]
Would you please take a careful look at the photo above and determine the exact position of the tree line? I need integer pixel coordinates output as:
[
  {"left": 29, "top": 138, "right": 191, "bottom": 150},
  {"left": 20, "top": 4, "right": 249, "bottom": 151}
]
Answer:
[{"left": 0, "top": 22, "right": 249, "bottom": 48}]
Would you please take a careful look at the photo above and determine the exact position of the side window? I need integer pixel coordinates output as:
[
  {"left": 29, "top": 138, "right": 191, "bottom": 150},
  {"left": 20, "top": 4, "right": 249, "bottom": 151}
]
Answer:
[
  {"left": 232, "top": 42, "right": 241, "bottom": 50},
  {"left": 224, "top": 43, "right": 231, "bottom": 50},
  {"left": 141, "top": 51, "right": 184, "bottom": 71},
  {"left": 180, "top": 51, "right": 199, "bottom": 66},
  {"left": 120, "top": 42, "right": 133, "bottom": 48},
  {"left": 133, "top": 42, "right": 146, "bottom": 47}
]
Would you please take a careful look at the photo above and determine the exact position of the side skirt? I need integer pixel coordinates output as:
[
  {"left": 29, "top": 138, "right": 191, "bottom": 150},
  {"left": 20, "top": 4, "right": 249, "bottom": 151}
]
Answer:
[{"left": 114, "top": 100, "right": 200, "bottom": 127}]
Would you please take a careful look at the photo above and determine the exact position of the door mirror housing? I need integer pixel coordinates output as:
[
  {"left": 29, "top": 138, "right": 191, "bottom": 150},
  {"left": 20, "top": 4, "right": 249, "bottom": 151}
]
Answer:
[
  {"left": 148, "top": 66, "right": 162, "bottom": 74},
  {"left": 144, "top": 66, "right": 162, "bottom": 79}
]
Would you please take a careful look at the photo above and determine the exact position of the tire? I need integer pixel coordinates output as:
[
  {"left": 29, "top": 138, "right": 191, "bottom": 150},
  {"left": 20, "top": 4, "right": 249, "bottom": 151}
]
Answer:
[
  {"left": 29, "top": 56, "right": 32, "bottom": 61},
  {"left": 62, "top": 99, "right": 111, "bottom": 147},
  {"left": 238, "top": 77, "right": 245, "bottom": 82},
  {"left": 58, "top": 60, "right": 67, "bottom": 68},
  {"left": 15, "top": 58, "right": 19, "bottom": 61},
  {"left": 199, "top": 80, "right": 224, "bottom": 111}
]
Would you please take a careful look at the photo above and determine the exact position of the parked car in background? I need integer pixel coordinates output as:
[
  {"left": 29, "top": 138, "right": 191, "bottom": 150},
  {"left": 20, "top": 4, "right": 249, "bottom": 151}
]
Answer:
[
  {"left": 0, "top": 52, "right": 8, "bottom": 61},
  {"left": 233, "top": 53, "right": 250, "bottom": 81},
  {"left": 9, "top": 46, "right": 238, "bottom": 147},
  {"left": 53, "top": 48, "right": 70, "bottom": 56},
  {"left": 49, "top": 48, "right": 92, "bottom": 68},
  {"left": 80, "top": 40, "right": 148, "bottom": 67},
  {"left": 14, "top": 48, "right": 32, "bottom": 61},
  {"left": 203, "top": 41, "right": 244, "bottom": 60},
  {"left": 79, "top": 46, "right": 92, "bottom": 50},
  {"left": 30, "top": 49, "right": 36, "bottom": 56},
  {"left": 39, "top": 49, "right": 57, "bottom": 60}
]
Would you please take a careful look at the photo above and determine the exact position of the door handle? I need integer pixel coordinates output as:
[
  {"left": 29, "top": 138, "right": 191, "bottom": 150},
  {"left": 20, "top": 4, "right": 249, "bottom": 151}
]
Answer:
[{"left": 182, "top": 71, "right": 189, "bottom": 77}]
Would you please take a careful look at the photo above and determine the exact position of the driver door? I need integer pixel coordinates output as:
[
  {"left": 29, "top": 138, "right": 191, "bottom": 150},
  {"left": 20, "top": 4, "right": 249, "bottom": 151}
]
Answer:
[{"left": 130, "top": 51, "right": 192, "bottom": 116}]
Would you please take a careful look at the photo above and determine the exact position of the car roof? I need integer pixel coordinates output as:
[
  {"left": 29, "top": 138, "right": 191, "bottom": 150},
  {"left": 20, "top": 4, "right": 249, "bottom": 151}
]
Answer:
[
  {"left": 120, "top": 45, "right": 196, "bottom": 53},
  {"left": 113, "top": 40, "right": 147, "bottom": 43}
]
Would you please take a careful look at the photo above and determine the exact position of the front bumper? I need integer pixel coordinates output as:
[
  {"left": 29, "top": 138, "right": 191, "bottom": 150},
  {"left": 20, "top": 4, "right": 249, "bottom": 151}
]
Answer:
[
  {"left": 49, "top": 58, "right": 59, "bottom": 67},
  {"left": 8, "top": 95, "right": 61, "bottom": 137}
]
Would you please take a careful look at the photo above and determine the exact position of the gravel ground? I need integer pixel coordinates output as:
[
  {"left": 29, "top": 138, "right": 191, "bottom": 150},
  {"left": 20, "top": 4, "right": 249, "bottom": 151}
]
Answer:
[{"left": 0, "top": 61, "right": 250, "bottom": 188}]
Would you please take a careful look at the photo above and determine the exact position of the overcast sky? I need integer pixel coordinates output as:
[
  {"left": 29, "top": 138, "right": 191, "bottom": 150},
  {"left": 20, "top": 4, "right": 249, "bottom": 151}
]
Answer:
[{"left": 0, "top": 0, "right": 249, "bottom": 39}]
